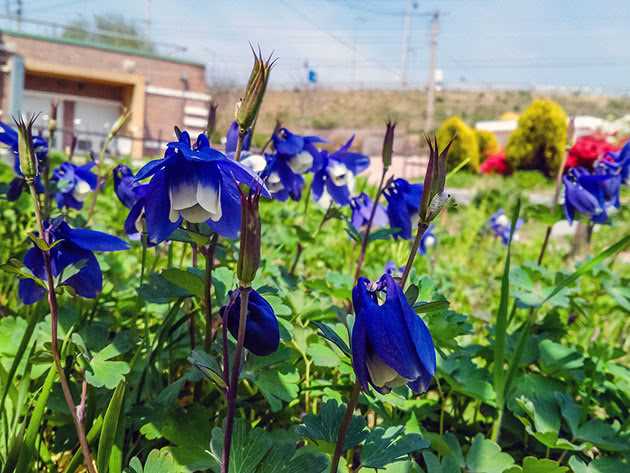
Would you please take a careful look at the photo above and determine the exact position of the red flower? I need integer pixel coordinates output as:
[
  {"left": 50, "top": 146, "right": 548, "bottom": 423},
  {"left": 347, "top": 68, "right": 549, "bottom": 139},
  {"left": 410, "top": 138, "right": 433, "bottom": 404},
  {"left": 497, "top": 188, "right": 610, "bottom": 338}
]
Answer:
[
  {"left": 566, "top": 134, "right": 619, "bottom": 170},
  {"left": 480, "top": 151, "right": 510, "bottom": 175}
]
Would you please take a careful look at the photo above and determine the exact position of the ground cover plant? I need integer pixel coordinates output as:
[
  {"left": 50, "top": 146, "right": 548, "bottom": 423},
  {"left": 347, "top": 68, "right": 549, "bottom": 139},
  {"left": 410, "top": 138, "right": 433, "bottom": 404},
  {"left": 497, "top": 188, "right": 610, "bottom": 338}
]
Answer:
[{"left": 0, "top": 49, "right": 629, "bottom": 473}]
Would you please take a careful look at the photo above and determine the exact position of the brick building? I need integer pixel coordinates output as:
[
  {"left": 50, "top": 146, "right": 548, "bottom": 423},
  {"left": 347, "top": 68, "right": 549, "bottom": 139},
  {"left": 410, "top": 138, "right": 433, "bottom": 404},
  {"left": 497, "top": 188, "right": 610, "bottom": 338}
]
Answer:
[{"left": 0, "top": 29, "right": 211, "bottom": 158}]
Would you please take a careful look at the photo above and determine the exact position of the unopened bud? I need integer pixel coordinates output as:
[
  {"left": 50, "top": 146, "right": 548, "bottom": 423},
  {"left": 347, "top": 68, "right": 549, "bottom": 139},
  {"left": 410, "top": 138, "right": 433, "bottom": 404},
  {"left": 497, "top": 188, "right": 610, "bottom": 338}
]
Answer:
[
  {"left": 420, "top": 134, "right": 454, "bottom": 222},
  {"left": 206, "top": 102, "right": 218, "bottom": 137},
  {"left": 13, "top": 115, "right": 38, "bottom": 180},
  {"left": 108, "top": 109, "right": 131, "bottom": 139},
  {"left": 382, "top": 121, "right": 395, "bottom": 171},
  {"left": 237, "top": 187, "right": 262, "bottom": 286},
  {"left": 236, "top": 46, "right": 275, "bottom": 131},
  {"left": 48, "top": 100, "right": 58, "bottom": 135}
]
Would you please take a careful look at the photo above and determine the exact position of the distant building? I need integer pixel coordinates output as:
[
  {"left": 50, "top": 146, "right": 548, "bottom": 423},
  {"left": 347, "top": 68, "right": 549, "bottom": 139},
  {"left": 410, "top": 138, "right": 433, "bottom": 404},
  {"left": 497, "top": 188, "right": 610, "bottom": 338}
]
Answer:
[{"left": 0, "top": 29, "right": 211, "bottom": 158}]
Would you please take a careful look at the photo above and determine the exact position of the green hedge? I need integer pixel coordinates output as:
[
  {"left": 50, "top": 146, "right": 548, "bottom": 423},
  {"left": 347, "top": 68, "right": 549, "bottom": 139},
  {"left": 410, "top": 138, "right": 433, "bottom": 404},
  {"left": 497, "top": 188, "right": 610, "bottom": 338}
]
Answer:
[
  {"left": 505, "top": 99, "right": 568, "bottom": 177},
  {"left": 437, "top": 116, "right": 480, "bottom": 172}
]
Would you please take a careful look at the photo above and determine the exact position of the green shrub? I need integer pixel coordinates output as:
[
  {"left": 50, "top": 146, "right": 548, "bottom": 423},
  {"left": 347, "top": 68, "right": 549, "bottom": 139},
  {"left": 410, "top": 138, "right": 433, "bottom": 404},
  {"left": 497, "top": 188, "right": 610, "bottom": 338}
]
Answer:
[
  {"left": 437, "top": 116, "right": 480, "bottom": 172},
  {"left": 505, "top": 99, "right": 568, "bottom": 177},
  {"left": 475, "top": 129, "right": 500, "bottom": 162}
]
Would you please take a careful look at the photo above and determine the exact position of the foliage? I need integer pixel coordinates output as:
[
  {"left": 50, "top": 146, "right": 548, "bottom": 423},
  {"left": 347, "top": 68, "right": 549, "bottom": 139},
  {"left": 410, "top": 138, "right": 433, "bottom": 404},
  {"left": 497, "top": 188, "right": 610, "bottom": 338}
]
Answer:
[
  {"left": 505, "top": 99, "right": 568, "bottom": 177},
  {"left": 476, "top": 129, "right": 501, "bottom": 161},
  {"left": 437, "top": 116, "right": 481, "bottom": 172},
  {"left": 0, "top": 81, "right": 629, "bottom": 473},
  {"left": 63, "top": 14, "right": 155, "bottom": 52}
]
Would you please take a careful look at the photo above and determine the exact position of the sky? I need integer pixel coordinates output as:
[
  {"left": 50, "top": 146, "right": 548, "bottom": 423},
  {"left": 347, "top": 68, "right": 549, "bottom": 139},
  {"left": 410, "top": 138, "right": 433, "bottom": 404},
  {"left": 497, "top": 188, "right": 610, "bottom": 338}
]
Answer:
[{"left": 5, "top": 0, "right": 630, "bottom": 93}]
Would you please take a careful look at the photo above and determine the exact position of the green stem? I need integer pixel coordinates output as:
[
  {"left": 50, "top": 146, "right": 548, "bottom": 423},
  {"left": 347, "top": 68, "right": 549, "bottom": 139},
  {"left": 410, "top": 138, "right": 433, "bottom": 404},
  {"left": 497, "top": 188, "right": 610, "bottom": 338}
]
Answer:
[
  {"left": 27, "top": 181, "right": 97, "bottom": 473},
  {"left": 353, "top": 171, "right": 389, "bottom": 283},
  {"left": 400, "top": 221, "right": 429, "bottom": 288}
]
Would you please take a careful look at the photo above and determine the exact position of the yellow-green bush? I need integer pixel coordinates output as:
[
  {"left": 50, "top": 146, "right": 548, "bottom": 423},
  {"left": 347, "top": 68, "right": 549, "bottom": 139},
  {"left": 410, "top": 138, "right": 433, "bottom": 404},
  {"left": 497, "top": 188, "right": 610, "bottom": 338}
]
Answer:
[
  {"left": 475, "top": 129, "right": 500, "bottom": 162},
  {"left": 505, "top": 99, "right": 568, "bottom": 177},
  {"left": 437, "top": 116, "right": 480, "bottom": 172}
]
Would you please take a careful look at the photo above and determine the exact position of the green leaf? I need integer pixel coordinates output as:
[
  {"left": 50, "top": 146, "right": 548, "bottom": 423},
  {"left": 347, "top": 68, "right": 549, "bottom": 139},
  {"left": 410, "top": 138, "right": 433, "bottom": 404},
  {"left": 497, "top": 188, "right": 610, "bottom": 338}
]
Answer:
[
  {"left": 493, "top": 199, "right": 520, "bottom": 406},
  {"left": 14, "top": 363, "right": 56, "bottom": 473},
  {"left": 254, "top": 368, "right": 300, "bottom": 412},
  {"left": 504, "top": 457, "right": 569, "bottom": 473},
  {"left": 256, "top": 442, "right": 328, "bottom": 473},
  {"left": 568, "top": 456, "right": 629, "bottom": 473},
  {"left": 542, "top": 234, "right": 630, "bottom": 306},
  {"left": 405, "top": 284, "right": 420, "bottom": 305},
  {"left": 139, "top": 272, "right": 191, "bottom": 304},
  {"left": 575, "top": 419, "right": 630, "bottom": 452},
  {"left": 161, "top": 268, "right": 205, "bottom": 299},
  {"left": 0, "top": 258, "right": 47, "bottom": 289},
  {"left": 307, "top": 342, "right": 341, "bottom": 367},
  {"left": 209, "top": 419, "right": 273, "bottom": 473},
  {"left": 126, "top": 448, "right": 185, "bottom": 473},
  {"left": 538, "top": 340, "right": 584, "bottom": 377},
  {"left": 413, "top": 300, "right": 450, "bottom": 314},
  {"left": 367, "top": 227, "right": 399, "bottom": 242},
  {"left": 313, "top": 321, "right": 351, "bottom": 358},
  {"left": 360, "top": 426, "right": 429, "bottom": 469},
  {"left": 97, "top": 381, "right": 126, "bottom": 473},
  {"left": 188, "top": 349, "right": 226, "bottom": 389},
  {"left": 466, "top": 434, "right": 515, "bottom": 473},
  {"left": 296, "top": 399, "right": 368, "bottom": 452},
  {"left": 86, "top": 344, "right": 131, "bottom": 389}
]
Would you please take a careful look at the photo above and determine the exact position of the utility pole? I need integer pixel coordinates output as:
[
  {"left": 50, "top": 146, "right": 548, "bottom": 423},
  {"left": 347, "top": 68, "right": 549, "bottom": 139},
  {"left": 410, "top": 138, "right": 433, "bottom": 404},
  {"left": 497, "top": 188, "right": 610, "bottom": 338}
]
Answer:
[
  {"left": 16, "top": 0, "right": 22, "bottom": 31},
  {"left": 145, "top": 0, "right": 152, "bottom": 39},
  {"left": 425, "top": 11, "right": 439, "bottom": 132},
  {"left": 400, "top": 0, "right": 416, "bottom": 87}
]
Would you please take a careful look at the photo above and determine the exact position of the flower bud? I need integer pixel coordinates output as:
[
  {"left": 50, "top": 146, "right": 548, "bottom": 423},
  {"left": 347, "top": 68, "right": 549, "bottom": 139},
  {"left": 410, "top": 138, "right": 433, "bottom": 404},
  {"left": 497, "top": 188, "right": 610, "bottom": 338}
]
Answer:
[
  {"left": 237, "top": 187, "right": 262, "bottom": 286},
  {"left": 206, "top": 101, "right": 218, "bottom": 137},
  {"left": 382, "top": 121, "right": 396, "bottom": 171},
  {"left": 235, "top": 47, "right": 275, "bottom": 131},
  {"left": 48, "top": 100, "right": 58, "bottom": 136},
  {"left": 420, "top": 134, "right": 454, "bottom": 222},
  {"left": 13, "top": 115, "right": 38, "bottom": 180},
  {"left": 108, "top": 109, "right": 131, "bottom": 139}
]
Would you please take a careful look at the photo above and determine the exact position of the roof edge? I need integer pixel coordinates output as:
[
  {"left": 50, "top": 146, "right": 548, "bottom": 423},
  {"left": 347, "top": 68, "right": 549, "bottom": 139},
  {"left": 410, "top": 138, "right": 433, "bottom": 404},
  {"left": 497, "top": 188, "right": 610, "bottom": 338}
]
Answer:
[{"left": 1, "top": 28, "right": 205, "bottom": 68}]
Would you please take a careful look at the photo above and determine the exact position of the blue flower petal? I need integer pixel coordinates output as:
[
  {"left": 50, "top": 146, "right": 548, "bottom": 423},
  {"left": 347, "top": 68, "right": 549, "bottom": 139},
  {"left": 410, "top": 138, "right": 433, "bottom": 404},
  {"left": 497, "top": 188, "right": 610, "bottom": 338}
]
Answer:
[{"left": 226, "top": 289, "right": 280, "bottom": 356}]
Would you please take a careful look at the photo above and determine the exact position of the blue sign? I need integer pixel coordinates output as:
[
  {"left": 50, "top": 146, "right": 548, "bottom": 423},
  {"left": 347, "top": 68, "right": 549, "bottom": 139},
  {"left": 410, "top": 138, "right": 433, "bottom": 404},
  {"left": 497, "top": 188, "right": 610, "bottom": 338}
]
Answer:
[{"left": 308, "top": 69, "right": 317, "bottom": 84}]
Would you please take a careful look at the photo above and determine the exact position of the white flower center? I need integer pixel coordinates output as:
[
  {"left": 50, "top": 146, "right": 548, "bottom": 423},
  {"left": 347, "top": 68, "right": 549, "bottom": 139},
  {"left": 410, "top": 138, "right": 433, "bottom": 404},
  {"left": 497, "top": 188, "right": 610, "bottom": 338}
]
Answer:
[
  {"left": 265, "top": 172, "right": 284, "bottom": 193},
  {"left": 424, "top": 235, "right": 436, "bottom": 248},
  {"left": 366, "top": 353, "right": 409, "bottom": 390},
  {"left": 72, "top": 179, "right": 92, "bottom": 201},
  {"left": 327, "top": 161, "right": 350, "bottom": 186},
  {"left": 169, "top": 177, "right": 222, "bottom": 224},
  {"left": 241, "top": 154, "right": 267, "bottom": 174},
  {"left": 496, "top": 214, "right": 509, "bottom": 227},
  {"left": 288, "top": 151, "right": 313, "bottom": 174}
]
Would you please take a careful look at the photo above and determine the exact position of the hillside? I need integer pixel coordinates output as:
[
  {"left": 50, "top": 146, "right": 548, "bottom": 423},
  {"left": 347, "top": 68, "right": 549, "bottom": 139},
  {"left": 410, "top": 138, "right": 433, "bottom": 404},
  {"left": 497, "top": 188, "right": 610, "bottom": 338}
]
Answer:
[{"left": 211, "top": 88, "right": 630, "bottom": 145}]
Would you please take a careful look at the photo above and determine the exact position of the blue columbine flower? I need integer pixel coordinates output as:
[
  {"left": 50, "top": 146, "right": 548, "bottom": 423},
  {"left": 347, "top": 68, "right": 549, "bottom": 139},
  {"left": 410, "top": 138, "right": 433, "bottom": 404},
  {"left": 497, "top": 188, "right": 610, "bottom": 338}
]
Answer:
[
  {"left": 562, "top": 167, "right": 615, "bottom": 224},
  {"left": 605, "top": 141, "right": 630, "bottom": 184},
  {"left": 19, "top": 218, "right": 128, "bottom": 304},
  {"left": 261, "top": 153, "right": 305, "bottom": 201},
  {"left": 134, "top": 129, "right": 270, "bottom": 240},
  {"left": 0, "top": 120, "right": 48, "bottom": 200},
  {"left": 52, "top": 162, "right": 98, "bottom": 210},
  {"left": 312, "top": 136, "right": 369, "bottom": 206},
  {"left": 384, "top": 261, "right": 403, "bottom": 277},
  {"left": 419, "top": 224, "right": 437, "bottom": 256},
  {"left": 594, "top": 160, "right": 622, "bottom": 210},
  {"left": 351, "top": 273, "right": 436, "bottom": 393},
  {"left": 113, "top": 164, "right": 141, "bottom": 208},
  {"left": 488, "top": 209, "right": 523, "bottom": 245},
  {"left": 272, "top": 127, "right": 324, "bottom": 174},
  {"left": 222, "top": 289, "right": 280, "bottom": 356},
  {"left": 383, "top": 178, "right": 424, "bottom": 240},
  {"left": 350, "top": 192, "right": 389, "bottom": 232}
]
